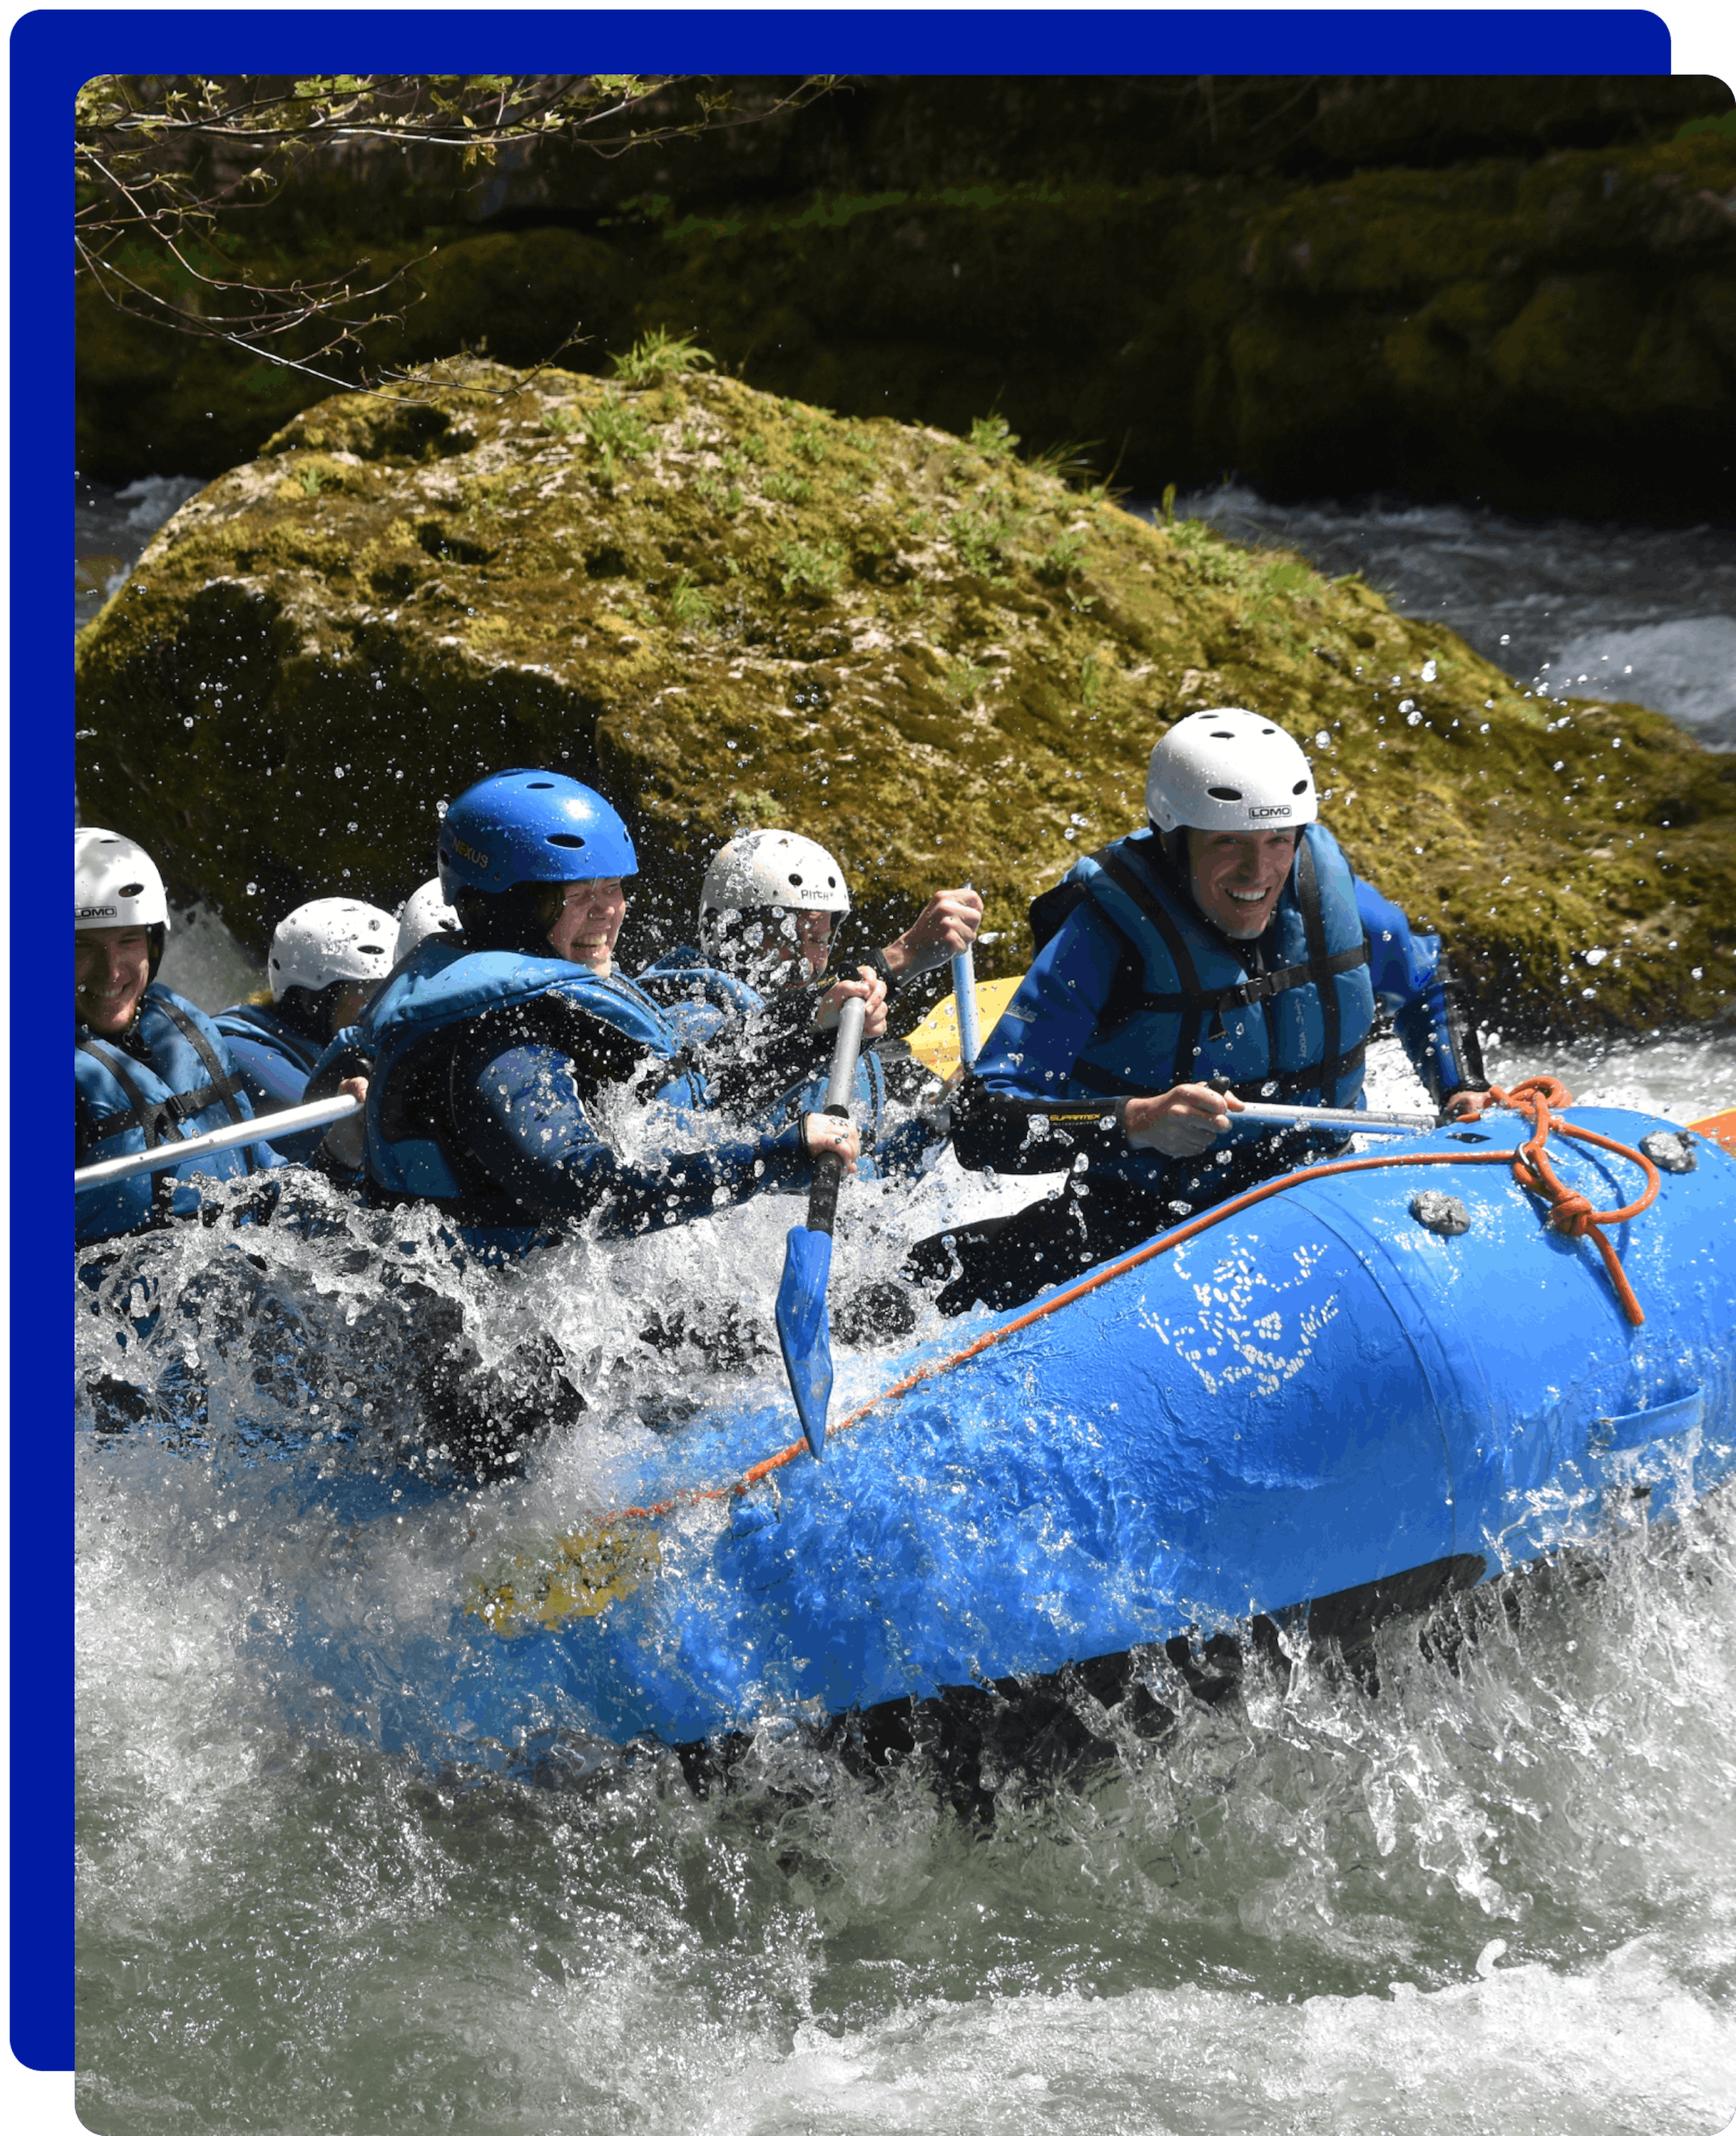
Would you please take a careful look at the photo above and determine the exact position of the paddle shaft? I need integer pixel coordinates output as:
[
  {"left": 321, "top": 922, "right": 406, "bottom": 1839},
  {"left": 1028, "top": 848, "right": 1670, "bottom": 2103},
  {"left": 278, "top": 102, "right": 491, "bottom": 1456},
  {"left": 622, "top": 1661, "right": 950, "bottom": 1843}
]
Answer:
[
  {"left": 952, "top": 944, "right": 982, "bottom": 1069},
  {"left": 804, "top": 997, "right": 868, "bottom": 1238},
  {"left": 1235, "top": 1099, "right": 1440, "bottom": 1135},
  {"left": 1011, "top": 1093, "right": 1440, "bottom": 1138},
  {"left": 74, "top": 1093, "right": 361, "bottom": 1191}
]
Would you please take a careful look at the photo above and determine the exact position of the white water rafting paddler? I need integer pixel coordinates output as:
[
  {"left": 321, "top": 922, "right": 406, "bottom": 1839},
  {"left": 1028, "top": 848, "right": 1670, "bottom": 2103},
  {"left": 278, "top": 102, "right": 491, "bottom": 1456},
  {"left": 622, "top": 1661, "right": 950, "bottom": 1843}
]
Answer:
[
  {"left": 909, "top": 708, "right": 1493, "bottom": 1314},
  {"left": 74, "top": 827, "right": 293, "bottom": 1245},
  {"left": 212, "top": 896, "right": 395, "bottom": 1163},
  {"left": 631, "top": 827, "right": 982, "bottom": 1208}
]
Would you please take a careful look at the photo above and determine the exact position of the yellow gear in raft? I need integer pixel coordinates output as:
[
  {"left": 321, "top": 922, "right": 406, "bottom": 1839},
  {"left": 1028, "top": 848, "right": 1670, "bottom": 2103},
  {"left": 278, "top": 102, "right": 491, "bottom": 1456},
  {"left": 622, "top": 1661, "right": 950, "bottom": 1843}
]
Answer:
[{"left": 902, "top": 976, "right": 1024, "bottom": 1079}]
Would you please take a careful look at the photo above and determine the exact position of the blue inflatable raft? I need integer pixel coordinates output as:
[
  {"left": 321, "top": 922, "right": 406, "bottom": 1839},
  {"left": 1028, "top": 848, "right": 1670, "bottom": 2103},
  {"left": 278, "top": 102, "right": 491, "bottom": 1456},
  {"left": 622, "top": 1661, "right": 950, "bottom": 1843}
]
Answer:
[{"left": 353, "top": 1098, "right": 1731, "bottom": 1763}]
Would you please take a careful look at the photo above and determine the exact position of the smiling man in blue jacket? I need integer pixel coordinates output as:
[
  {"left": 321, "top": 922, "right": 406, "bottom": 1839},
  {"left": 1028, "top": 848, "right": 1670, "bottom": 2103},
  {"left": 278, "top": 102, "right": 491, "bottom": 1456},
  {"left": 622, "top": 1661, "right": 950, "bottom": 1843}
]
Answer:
[{"left": 912, "top": 707, "right": 1490, "bottom": 1314}]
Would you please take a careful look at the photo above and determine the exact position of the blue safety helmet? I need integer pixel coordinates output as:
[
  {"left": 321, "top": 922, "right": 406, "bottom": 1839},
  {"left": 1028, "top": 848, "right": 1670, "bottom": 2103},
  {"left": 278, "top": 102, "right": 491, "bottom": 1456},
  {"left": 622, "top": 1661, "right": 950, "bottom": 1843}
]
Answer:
[{"left": 437, "top": 769, "right": 638, "bottom": 898}]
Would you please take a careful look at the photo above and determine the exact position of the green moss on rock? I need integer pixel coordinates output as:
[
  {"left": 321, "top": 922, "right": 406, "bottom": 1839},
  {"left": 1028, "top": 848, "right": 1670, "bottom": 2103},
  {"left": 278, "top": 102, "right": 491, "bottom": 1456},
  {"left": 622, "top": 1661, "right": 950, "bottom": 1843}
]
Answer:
[{"left": 75, "top": 362, "right": 1735, "bottom": 1036}]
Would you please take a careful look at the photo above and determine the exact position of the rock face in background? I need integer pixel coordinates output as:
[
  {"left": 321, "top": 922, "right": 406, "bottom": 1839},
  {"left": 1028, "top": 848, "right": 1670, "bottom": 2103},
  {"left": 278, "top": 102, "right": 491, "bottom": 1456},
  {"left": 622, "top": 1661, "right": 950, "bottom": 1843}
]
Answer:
[
  {"left": 77, "top": 76, "right": 1735, "bottom": 521},
  {"left": 75, "top": 363, "right": 1734, "bottom": 1035}
]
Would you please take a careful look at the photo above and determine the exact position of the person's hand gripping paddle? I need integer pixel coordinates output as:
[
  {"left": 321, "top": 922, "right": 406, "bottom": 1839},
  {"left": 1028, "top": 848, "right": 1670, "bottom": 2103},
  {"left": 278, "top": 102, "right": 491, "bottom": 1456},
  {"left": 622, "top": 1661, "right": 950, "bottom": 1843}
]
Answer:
[{"left": 776, "top": 996, "right": 868, "bottom": 1459}]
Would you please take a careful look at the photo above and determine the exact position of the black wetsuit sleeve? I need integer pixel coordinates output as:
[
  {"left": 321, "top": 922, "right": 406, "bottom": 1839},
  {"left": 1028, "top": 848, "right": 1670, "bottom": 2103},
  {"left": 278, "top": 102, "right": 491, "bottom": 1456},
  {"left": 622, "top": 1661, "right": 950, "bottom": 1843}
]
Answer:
[
  {"left": 448, "top": 1034, "right": 807, "bottom": 1234},
  {"left": 948, "top": 1074, "right": 1131, "bottom": 1175}
]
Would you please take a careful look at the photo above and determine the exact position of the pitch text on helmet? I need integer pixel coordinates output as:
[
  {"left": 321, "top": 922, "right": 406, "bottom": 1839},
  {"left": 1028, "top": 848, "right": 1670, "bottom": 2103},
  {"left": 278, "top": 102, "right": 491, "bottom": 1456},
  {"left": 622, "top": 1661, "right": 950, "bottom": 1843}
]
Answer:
[
  {"left": 77, "top": 904, "right": 119, "bottom": 918},
  {"left": 452, "top": 837, "right": 491, "bottom": 868},
  {"left": 1247, "top": 806, "right": 1293, "bottom": 821}
]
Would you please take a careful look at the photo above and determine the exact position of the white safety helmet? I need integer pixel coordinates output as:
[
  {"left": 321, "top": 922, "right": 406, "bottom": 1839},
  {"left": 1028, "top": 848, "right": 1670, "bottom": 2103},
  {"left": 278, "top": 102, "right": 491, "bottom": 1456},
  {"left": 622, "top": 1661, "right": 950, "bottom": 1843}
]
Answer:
[
  {"left": 75, "top": 827, "right": 170, "bottom": 932},
  {"left": 394, "top": 877, "right": 462, "bottom": 963},
  {"left": 1145, "top": 707, "right": 1318, "bottom": 835},
  {"left": 698, "top": 829, "right": 852, "bottom": 930},
  {"left": 268, "top": 897, "right": 395, "bottom": 999}
]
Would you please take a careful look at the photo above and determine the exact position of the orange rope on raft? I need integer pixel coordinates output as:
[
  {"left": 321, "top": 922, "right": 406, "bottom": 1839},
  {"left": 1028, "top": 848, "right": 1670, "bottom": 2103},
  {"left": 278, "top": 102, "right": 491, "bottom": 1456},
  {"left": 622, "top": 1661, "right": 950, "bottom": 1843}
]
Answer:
[
  {"left": 1498, "top": 1076, "right": 1659, "bottom": 1328},
  {"left": 609, "top": 1077, "right": 1662, "bottom": 1524}
]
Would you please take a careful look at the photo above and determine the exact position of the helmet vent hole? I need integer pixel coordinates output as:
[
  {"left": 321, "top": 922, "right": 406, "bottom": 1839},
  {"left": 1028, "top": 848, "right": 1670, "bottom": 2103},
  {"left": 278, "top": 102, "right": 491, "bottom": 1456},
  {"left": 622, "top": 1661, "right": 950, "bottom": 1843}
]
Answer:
[
  {"left": 118, "top": 881, "right": 145, "bottom": 897},
  {"left": 788, "top": 872, "right": 803, "bottom": 886},
  {"left": 1262, "top": 727, "right": 1276, "bottom": 735},
  {"left": 1293, "top": 780, "right": 1308, "bottom": 794},
  {"left": 546, "top": 833, "right": 586, "bottom": 849},
  {"left": 526, "top": 781, "right": 555, "bottom": 790},
  {"left": 1207, "top": 786, "right": 1243, "bottom": 801},
  {"left": 1210, "top": 730, "right": 1235, "bottom": 739},
  {"left": 359, "top": 944, "right": 385, "bottom": 957}
]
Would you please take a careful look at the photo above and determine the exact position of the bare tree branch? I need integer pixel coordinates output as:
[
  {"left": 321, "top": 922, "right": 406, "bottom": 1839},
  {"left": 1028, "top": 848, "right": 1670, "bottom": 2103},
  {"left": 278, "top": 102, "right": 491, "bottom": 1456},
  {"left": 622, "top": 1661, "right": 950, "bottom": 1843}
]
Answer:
[{"left": 75, "top": 72, "right": 840, "bottom": 388}]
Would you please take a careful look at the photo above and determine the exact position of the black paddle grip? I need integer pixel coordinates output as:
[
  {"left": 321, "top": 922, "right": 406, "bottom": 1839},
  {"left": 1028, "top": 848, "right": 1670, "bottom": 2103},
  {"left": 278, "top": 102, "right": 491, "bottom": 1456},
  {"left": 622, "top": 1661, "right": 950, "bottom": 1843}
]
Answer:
[{"left": 805, "top": 1101, "right": 850, "bottom": 1238}]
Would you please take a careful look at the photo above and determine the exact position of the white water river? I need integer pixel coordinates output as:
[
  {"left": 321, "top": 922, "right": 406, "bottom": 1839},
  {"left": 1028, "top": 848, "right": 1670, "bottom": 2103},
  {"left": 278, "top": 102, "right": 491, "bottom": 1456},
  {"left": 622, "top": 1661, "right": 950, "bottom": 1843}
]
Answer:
[{"left": 75, "top": 477, "right": 1736, "bottom": 2134}]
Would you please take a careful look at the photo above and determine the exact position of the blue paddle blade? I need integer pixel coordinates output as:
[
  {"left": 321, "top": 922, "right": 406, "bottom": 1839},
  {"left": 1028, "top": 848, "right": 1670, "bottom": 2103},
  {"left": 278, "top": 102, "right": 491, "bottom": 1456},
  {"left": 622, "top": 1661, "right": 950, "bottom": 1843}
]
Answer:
[{"left": 775, "top": 1224, "right": 835, "bottom": 1458}]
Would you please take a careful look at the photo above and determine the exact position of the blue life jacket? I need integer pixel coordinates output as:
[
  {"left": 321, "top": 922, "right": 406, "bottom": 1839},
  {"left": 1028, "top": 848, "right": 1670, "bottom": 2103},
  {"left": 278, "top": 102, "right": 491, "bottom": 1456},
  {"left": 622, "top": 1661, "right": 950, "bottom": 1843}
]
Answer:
[
  {"left": 1035, "top": 823, "right": 1376, "bottom": 1106},
  {"left": 637, "top": 945, "right": 887, "bottom": 1176},
  {"left": 212, "top": 1002, "right": 326, "bottom": 1162},
  {"left": 361, "top": 938, "right": 701, "bottom": 1211},
  {"left": 76, "top": 985, "right": 270, "bottom": 1244}
]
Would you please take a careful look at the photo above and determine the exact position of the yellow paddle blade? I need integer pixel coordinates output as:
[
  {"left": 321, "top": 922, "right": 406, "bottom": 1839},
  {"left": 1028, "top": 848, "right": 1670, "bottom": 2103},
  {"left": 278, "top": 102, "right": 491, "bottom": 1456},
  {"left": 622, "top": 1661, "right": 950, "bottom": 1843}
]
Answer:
[
  {"left": 904, "top": 975, "right": 1025, "bottom": 1078},
  {"left": 466, "top": 1520, "right": 660, "bottom": 1637},
  {"left": 1687, "top": 1109, "right": 1736, "bottom": 1154}
]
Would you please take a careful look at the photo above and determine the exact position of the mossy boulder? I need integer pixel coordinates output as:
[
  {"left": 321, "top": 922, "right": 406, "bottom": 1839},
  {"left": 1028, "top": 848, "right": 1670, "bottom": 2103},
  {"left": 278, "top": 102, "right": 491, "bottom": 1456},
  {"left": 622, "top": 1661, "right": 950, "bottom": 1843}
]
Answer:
[{"left": 75, "top": 361, "right": 1734, "bottom": 1036}]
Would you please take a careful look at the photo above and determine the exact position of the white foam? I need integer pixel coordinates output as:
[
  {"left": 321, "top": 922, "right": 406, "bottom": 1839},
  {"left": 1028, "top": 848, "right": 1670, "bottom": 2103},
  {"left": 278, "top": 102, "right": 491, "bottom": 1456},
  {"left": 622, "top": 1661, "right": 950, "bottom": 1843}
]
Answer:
[
  {"left": 679, "top": 1933, "right": 1736, "bottom": 2134},
  {"left": 115, "top": 472, "right": 205, "bottom": 531},
  {"left": 1543, "top": 616, "right": 1736, "bottom": 743}
]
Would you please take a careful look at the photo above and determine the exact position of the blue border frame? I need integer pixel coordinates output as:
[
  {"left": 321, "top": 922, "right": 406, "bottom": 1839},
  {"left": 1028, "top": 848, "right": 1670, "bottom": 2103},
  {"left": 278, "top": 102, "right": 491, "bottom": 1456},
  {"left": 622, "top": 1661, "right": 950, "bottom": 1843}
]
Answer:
[{"left": 30, "top": 3, "right": 1675, "bottom": 2081}]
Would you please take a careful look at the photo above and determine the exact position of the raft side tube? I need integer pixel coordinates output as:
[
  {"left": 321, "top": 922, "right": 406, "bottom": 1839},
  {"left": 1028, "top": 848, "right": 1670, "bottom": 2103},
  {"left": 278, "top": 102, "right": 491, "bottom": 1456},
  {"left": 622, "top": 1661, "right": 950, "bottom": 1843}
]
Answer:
[{"left": 418, "top": 1107, "right": 1733, "bottom": 1755}]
